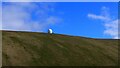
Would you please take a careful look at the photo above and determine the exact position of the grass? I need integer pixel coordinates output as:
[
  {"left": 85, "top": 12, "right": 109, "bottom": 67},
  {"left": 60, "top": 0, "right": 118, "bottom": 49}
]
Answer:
[{"left": 2, "top": 30, "right": 119, "bottom": 66}]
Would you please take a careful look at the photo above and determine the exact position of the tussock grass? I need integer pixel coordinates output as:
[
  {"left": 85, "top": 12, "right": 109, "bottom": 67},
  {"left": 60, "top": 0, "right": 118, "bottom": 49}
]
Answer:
[{"left": 2, "top": 31, "right": 118, "bottom": 66}]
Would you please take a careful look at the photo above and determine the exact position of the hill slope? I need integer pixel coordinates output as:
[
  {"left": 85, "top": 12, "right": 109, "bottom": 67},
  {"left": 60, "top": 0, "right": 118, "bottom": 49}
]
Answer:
[{"left": 2, "top": 31, "right": 118, "bottom": 66}]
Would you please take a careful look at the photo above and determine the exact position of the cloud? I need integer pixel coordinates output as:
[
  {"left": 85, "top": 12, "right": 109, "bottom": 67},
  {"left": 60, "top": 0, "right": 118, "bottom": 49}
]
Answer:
[
  {"left": 88, "top": 14, "right": 110, "bottom": 21},
  {"left": 46, "top": 16, "right": 61, "bottom": 25},
  {"left": 88, "top": 7, "right": 118, "bottom": 39},
  {"left": 104, "top": 19, "right": 118, "bottom": 39},
  {"left": 2, "top": 2, "right": 61, "bottom": 32}
]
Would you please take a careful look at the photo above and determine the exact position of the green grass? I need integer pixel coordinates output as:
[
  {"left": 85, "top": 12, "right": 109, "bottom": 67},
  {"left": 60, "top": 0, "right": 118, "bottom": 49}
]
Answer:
[{"left": 2, "top": 30, "right": 119, "bottom": 66}]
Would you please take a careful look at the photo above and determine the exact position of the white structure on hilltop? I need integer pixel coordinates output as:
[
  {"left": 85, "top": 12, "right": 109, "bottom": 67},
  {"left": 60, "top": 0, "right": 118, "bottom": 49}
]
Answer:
[{"left": 48, "top": 29, "right": 53, "bottom": 34}]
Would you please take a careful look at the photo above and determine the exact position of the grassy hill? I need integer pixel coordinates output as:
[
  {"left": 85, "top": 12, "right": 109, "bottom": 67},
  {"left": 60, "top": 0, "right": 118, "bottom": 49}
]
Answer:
[{"left": 2, "top": 30, "right": 118, "bottom": 66}]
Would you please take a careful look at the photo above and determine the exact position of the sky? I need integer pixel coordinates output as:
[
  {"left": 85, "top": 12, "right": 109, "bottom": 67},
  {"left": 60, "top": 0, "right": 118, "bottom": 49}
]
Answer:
[
  {"left": 2, "top": 0, "right": 120, "bottom": 2},
  {"left": 2, "top": 2, "right": 119, "bottom": 39}
]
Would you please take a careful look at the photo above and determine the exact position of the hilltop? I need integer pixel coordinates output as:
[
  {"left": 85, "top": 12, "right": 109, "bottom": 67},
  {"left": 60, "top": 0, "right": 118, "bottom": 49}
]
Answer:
[{"left": 2, "top": 30, "right": 118, "bottom": 66}]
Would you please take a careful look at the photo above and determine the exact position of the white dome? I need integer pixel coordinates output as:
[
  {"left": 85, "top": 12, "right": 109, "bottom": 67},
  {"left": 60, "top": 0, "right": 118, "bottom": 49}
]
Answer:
[{"left": 48, "top": 29, "right": 53, "bottom": 34}]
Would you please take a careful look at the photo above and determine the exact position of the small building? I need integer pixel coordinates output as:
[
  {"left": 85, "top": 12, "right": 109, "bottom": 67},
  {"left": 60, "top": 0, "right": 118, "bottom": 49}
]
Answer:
[{"left": 48, "top": 29, "right": 53, "bottom": 34}]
